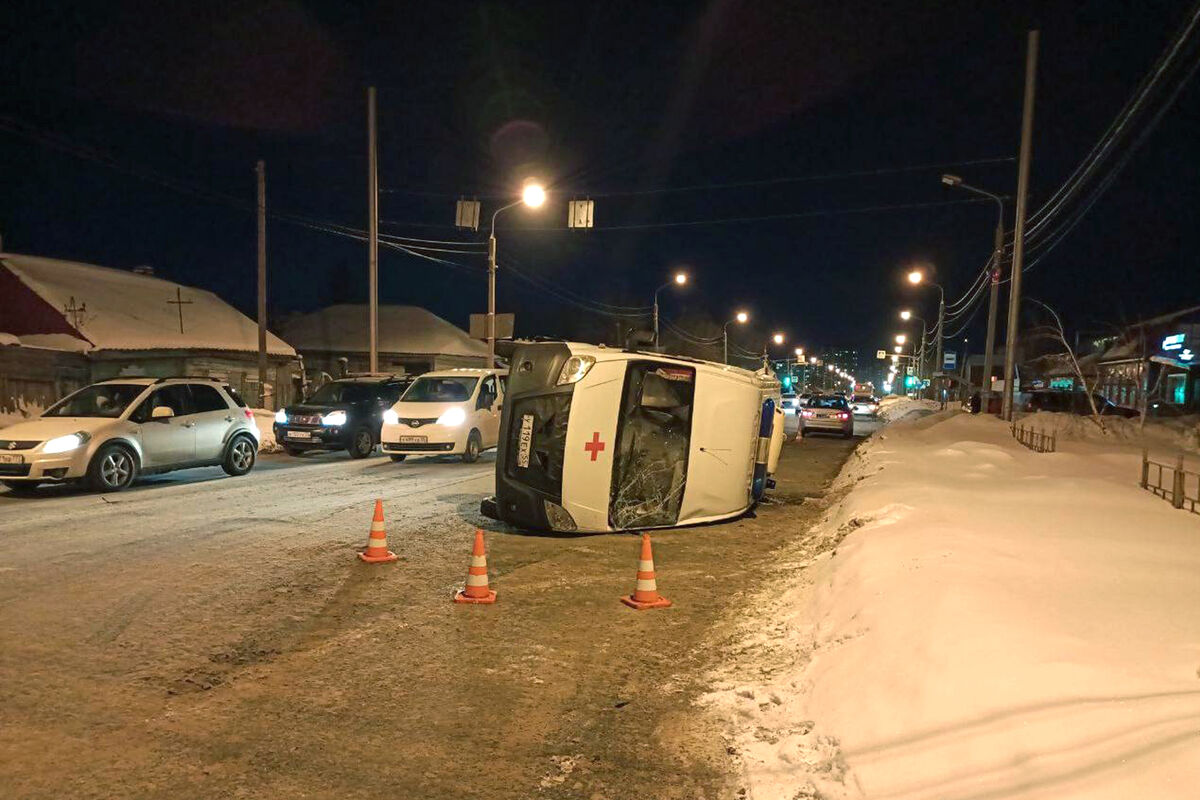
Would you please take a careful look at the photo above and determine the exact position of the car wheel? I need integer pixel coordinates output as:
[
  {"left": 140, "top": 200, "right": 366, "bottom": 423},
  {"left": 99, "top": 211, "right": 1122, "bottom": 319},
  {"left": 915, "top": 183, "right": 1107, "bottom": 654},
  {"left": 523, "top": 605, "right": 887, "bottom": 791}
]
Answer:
[
  {"left": 2, "top": 480, "right": 41, "bottom": 494},
  {"left": 87, "top": 443, "right": 138, "bottom": 492},
  {"left": 222, "top": 435, "right": 257, "bottom": 476},
  {"left": 389, "top": 454, "right": 407, "bottom": 463},
  {"left": 283, "top": 445, "right": 306, "bottom": 457},
  {"left": 348, "top": 427, "right": 375, "bottom": 459},
  {"left": 462, "top": 430, "right": 482, "bottom": 463}
]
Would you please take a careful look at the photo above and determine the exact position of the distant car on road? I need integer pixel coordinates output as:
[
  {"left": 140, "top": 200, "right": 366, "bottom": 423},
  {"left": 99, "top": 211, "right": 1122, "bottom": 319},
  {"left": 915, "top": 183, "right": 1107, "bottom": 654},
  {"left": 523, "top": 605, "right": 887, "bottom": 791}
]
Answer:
[
  {"left": 800, "top": 395, "right": 854, "bottom": 438},
  {"left": 380, "top": 368, "right": 507, "bottom": 463},
  {"left": 850, "top": 394, "right": 880, "bottom": 416},
  {"left": 274, "top": 375, "right": 410, "bottom": 458},
  {"left": 1022, "top": 390, "right": 1138, "bottom": 418},
  {"left": 0, "top": 377, "right": 259, "bottom": 493},
  {"left": 781, "top": 392, "right": 798, "bottom": 414}
]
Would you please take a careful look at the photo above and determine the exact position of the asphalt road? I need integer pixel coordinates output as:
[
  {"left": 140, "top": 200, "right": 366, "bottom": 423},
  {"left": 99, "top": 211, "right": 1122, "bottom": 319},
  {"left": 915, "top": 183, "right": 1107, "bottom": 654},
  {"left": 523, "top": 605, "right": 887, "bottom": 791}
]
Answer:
[{"left": 0, "top": 412, "right": 883, "bottom": 799}]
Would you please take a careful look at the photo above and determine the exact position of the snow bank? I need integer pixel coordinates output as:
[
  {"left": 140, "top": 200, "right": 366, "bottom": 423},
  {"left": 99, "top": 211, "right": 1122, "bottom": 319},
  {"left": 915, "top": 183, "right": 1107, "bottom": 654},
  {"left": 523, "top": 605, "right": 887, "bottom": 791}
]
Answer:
[
  {"left": 706, "top": 412, "right": 1200, "bottom": 799},
  {"left": 252, "top": 409, "right": 282, "bottom": 453},
  {"left": 1017, "top": 410, "right": 1200, "bottom": 456},
  {"left": 877, "top": 395, "right": 940, "bottom": 423}
]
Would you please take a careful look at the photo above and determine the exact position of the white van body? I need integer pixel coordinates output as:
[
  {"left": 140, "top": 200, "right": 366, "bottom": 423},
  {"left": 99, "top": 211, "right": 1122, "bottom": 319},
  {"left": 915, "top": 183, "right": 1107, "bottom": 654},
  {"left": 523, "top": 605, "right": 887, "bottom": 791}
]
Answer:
[
  {"left": 380, "top": 368, "right": 507, "bottom": 462},
  {"left": 482, "top": 342, "right": 784, "bottom": 533}
]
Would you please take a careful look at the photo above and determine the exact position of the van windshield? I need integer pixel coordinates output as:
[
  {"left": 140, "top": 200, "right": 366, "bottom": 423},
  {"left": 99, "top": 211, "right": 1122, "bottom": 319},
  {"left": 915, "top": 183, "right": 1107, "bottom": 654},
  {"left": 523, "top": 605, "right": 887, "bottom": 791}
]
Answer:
[
  {"left": 610, "top": 363, "right": 695, "bottom": 529},
  {"left": 403, "top": 376, "right": 478, "bottom": 402}
]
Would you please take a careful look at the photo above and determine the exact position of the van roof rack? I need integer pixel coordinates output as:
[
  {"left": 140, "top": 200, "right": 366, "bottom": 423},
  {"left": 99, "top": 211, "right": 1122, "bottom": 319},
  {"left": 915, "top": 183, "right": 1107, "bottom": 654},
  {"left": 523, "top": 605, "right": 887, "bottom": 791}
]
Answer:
[{"left": 150, "top": 375, "right": 224, "bottom": 384}]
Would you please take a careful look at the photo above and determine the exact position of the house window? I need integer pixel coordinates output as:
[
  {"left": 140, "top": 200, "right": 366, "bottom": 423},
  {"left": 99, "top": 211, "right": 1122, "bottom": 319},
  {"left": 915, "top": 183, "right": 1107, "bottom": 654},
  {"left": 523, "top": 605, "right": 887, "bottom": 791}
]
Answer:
[{"left": 1166, "top": 373, "right": 1186, "bottom": 405}]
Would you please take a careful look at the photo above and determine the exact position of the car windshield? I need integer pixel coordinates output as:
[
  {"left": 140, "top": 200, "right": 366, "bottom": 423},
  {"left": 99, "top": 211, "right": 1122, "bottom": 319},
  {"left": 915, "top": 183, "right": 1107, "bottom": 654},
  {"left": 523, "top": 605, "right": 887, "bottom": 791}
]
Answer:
[
  {"left": 403, "top": 376, "right": 478, "bottom": 403},
  {"left": 43, "top": 384, "right": 147, "bottom": 418},
  {"left": 305, "top": 382, "right": 374, "bottom": 405},
  {"left": 809, "top": 396, "right": 849, "bottom": 409}
]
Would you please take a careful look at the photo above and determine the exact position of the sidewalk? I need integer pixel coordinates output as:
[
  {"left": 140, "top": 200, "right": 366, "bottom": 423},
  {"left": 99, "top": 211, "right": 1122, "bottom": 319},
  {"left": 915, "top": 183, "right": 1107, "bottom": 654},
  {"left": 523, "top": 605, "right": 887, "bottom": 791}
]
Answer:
[{"left": 705, "top": 411, "right": 1200, "bottom": 800}]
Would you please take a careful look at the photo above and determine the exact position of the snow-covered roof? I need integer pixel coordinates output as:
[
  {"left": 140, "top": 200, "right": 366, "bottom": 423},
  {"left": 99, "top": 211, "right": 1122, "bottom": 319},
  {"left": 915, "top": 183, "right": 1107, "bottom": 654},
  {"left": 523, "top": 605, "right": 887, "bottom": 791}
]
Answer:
[
  {"left": 0, "top": 253, "right": 296, "bottom": 356},
  {"left": 279, "top": 304, "right": 487, "bottom": 359}
]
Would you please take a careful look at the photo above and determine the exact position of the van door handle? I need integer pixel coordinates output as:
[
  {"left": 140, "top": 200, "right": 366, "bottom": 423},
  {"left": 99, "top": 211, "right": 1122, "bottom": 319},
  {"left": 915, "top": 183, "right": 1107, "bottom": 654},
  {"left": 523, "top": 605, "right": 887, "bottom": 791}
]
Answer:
[
  {"left": 182, "top": 421, "right": 196, "bottom": 428},
  {"left": 224, "top": 415, "right": 234, "bottom": 422}
]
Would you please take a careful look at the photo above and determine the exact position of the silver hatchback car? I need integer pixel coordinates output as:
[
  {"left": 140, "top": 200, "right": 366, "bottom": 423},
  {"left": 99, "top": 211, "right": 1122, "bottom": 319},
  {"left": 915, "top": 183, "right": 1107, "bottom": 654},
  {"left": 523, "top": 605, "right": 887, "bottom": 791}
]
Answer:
[
  {"left": 0, "top": 378, "right": 260, "bottom": 493},
  {"left": 799, "top": 394, "right": 855, "bottom": 438}
]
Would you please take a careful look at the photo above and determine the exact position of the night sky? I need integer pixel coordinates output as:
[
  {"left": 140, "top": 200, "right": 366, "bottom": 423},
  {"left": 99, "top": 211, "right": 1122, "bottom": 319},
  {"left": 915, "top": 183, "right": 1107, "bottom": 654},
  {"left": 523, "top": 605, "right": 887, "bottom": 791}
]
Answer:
[{"left": 3, "top": 0, "right": 1199, "bottom": 369}]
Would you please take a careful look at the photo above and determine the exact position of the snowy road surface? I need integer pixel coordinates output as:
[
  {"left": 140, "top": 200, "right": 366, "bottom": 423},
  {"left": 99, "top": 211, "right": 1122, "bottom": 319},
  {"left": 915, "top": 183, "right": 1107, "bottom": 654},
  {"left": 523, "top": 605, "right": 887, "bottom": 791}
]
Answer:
[{"left": 0, "top": 422, "right": 873, "bottom": 798}]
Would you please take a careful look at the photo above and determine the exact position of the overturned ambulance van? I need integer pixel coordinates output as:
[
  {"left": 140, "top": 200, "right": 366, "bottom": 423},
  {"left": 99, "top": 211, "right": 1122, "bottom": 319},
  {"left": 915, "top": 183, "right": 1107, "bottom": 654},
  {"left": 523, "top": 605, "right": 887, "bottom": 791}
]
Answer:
[{"left": 480, "top": 341, "right": 785, "bottom": 533}]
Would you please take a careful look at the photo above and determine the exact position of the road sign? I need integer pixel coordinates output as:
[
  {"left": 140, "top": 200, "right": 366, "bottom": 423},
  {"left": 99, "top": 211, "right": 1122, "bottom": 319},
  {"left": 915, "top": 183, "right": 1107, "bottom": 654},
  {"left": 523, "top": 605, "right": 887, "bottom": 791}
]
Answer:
[
  {"left": 943, "top": 351, "right": 957, "bottom": 370},
  {"left": 455, "top": 199, "right": 480, "bottom": 231},
  {"left": 568, "top": 199, "right": 594, "bottom": 229},
  {"left": 876, "top": 349, "right": 887, "bottom": 359},
  {"left": 470, "top": 313, "right": 515, "bottom": 340}
]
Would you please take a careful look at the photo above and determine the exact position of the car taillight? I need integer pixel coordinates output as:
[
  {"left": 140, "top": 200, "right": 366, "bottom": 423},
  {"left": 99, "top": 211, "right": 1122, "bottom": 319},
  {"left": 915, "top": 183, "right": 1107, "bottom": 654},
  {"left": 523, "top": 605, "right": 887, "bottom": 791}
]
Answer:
[
  {"left": 838, "top": 412, "right": 849, "bottom": 420},
  {"left": 801, "top": 410, "right": 814, "bottom": 418},
  {"left": 243, "top": 409, "right": 254, "bottom": 420}
]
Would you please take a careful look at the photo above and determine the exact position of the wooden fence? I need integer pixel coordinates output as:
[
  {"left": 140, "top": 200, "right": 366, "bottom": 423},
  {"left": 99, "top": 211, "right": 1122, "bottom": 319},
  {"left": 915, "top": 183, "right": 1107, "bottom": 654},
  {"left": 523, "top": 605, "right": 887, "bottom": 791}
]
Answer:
[
  {"left": 1011, "top": 422, "right": 1057, "bottom": 453},
  {"left": 1140, "top": 450, "right": 1199, "bottom": 515}
]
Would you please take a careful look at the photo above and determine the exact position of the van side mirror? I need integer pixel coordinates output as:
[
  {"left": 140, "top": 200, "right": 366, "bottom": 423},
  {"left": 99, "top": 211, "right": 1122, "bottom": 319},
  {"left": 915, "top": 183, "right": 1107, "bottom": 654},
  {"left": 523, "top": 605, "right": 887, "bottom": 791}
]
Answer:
[{"left": 151, "top": 406, "right": 175, "bottom": 421}]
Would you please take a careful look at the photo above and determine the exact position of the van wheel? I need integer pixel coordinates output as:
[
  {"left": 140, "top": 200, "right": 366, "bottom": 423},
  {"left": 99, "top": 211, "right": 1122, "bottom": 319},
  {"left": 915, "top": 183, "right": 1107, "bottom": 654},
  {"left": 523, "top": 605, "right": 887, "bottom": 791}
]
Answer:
[
  {"left": 462, "top": 430, "right": 482, "bottom": 463},
  {"left": 222, "top": 435, "right": 257, "bottom": 476},
  {"left": 87, "top": 443, "right": 138, "bottom": 492},
  {"left": 348, "top": 428, "right": 375, "bottom": 459},
  {"left": 389, "top": 454, "right": 407, "bottom": 462}
]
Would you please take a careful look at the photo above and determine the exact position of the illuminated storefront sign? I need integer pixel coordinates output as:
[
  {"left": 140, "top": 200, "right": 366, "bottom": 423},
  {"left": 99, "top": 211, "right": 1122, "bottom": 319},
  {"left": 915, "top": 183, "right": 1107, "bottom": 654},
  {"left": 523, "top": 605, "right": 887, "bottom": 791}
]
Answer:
[{"left": 1162, "top": 333, "right": 1185, "bottom": 351}]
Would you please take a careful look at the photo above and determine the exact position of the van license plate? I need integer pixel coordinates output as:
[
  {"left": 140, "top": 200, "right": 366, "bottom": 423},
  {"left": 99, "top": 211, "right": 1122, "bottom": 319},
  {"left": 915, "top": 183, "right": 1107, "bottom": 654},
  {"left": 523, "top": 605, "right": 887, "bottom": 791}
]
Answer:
[
  {"left": 287, "top": 431, "right": 312, "bottom": 440},
  {"left": 0, "top": 454, "right": 23, "bottom": 464},
  {"left": 399, "top": 436, "right": 426, "bottom": 444},
  {"left": 516, "top": 413, "right": 533, "bottom": 468}
]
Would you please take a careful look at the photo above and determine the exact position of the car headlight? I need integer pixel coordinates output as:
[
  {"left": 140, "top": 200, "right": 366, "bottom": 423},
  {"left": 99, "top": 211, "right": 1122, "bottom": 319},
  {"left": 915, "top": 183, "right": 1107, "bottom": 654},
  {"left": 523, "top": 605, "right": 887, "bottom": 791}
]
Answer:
[
  {"left": 436, "top": 407, "right": 467, "bottom": 427},
  {"left": 321, "top": 410, "right": 347, "bottom": 427},
  {"left": 275, "top": 409, "right": 288, "bottom": 424},
  {"left": 382, "top": 408, "right": 399, "bottom": 425},
  {"left": 556, "top": 355, "right": 596, "bottom": 385},
  {"left": 43, "top": 431, "right": 91, "bottom": 454}
]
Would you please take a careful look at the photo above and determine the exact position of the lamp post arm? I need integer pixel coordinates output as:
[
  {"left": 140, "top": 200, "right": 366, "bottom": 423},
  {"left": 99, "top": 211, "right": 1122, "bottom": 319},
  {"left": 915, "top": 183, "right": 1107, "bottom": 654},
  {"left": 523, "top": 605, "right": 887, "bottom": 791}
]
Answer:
[{"left": 489, "top": 199, "right": 523, "bottom": 238}]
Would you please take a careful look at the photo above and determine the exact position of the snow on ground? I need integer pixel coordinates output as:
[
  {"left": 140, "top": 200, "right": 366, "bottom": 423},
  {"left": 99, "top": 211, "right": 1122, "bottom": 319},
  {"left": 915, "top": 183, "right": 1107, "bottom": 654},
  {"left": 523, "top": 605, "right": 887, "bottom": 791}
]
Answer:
[
  {"left": 877, "top": 395, "right": 940, "bottom": 423},
  {"left": 252, "top": 408, "right": 282, "bottom": 452},
  {"left": 1016, "top": 410, "right": 1200, "bottom": 456},
  {"left": 706, "top": 411, "right": 1200, "bottom": 800}
]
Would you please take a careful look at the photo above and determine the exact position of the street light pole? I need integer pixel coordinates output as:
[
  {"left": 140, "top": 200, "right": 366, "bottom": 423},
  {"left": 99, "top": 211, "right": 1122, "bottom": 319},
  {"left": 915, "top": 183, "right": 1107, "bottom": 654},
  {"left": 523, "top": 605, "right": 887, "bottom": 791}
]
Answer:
[
  {"left": 722, "top": 311, "right": 749, "bottom": 365},
  {"left": 652, "top": 272, "right": 687, "bottom": 349},
  {"left": 1002, "top": 29, "right": 1040, "bottom": 421},
  {"left": 367, "top": 86, "right": 379, "bottom": 374},
  {"left": 941, "top": 174, "right": 1005, "bottom": 411},
  {"left": 487, "top": 199, "right": 521, "bottom": 364}
]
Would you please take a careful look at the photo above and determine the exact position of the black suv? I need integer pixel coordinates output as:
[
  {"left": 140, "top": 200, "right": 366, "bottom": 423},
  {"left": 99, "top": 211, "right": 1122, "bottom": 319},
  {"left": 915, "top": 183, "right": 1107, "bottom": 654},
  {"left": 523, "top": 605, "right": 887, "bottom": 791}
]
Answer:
[{"left": 274, "top": 376, "right": 410, "bottom": 458}]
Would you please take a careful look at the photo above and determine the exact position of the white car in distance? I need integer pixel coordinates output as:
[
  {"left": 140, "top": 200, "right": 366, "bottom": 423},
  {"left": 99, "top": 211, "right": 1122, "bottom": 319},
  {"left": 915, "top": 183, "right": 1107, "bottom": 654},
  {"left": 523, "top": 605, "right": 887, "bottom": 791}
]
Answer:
[{"left": 380, "top": 368, "right": 507, "bottom": 463}]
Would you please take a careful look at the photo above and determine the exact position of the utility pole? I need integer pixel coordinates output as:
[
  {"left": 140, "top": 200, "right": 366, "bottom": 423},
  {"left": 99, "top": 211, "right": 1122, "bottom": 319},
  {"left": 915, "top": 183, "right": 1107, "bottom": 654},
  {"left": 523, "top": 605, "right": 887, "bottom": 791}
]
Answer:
[
  {"left": 367, "top": 86, "right": 380, "bottom": 374},
  {"left": 256, "top": 160, "right": 268, "bottom": 409},
  {"left": 1002, "top": 30, "right": 1039, "bottom": 421},
  {"left": 934, "top": 294, "right": 946, "bottom": 399},
  {"left": 981, "top": 217, "right": 1003, "bottom": 411}
]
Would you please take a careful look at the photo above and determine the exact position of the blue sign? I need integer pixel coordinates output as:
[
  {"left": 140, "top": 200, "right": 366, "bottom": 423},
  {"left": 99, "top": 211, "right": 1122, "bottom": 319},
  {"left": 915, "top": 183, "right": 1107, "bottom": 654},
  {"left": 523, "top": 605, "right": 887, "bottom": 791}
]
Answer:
[
  {"left": 942, "top": 351, "right": 957, "bottom": 370},
  {"left": 1162, "top": 333, "right": 1185, "bottom": 351}
]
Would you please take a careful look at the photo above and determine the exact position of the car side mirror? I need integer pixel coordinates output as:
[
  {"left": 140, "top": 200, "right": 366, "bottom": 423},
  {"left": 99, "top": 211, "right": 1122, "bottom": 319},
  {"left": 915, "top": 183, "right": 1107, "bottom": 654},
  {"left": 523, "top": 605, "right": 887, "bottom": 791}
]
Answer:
[{"left": 151, "top": 406, "right": 175, "bottom": 421}]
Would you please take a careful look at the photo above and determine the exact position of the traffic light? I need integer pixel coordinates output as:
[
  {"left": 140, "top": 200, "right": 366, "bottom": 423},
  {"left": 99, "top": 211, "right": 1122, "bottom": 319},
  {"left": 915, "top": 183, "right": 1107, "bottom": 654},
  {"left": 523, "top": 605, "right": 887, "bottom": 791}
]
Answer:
[{"left": 782, "top": 375, "right": 792, "bottom": 389}]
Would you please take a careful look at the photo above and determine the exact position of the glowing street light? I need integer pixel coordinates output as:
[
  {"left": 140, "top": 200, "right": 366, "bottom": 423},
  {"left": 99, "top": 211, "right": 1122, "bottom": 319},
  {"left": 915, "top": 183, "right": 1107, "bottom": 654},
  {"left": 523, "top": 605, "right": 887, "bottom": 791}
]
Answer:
[
  {"left": 905, "top": 266, "right": 946, "bottom": 381},
  {"left": 722, "top": 310, "right": 750, "bottom": 364},
  {"left": 900, "top": 309, "right": 913, "bottom": 321},
  {"left": 653, "top": 270, "right": 690, "bottom": 348},
  {"left": 907, "top": 269, "right": 924, "bottom": 285},
  {"left": 895, "top": 334, "right": 907, "bottom": 345},
  {"left": 773, "top": 333, "right": 785, "bottom": 346},
  {"left": 485, "top": 179, "right": 547, "bottom": 361}
]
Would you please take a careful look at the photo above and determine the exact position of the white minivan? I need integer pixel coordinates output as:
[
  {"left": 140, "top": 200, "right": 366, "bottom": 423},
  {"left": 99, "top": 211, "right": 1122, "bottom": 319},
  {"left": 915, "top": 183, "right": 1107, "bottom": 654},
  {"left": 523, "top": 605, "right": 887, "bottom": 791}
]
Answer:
[{"left": 380, "top": 368, "right": 507, "bottom": 463}]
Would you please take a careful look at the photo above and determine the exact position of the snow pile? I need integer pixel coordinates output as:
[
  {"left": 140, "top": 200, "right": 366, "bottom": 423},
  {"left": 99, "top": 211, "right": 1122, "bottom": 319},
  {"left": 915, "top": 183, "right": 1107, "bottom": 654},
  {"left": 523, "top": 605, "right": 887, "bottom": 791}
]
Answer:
[
  {"left": 252, "top": 409, "right": 282, "bottom": 453},
  {"left": 706, "top": 413, "right": 1200, "bottom": 799},
  {"left": 278, "top": 304, "right": 487, "bottom": 359},
  {"left": 877, "top": 395, "right": 940, "bottom": 423},
  {"left": 1017, "top": 410, "right": 1200, "bottom": 455}
]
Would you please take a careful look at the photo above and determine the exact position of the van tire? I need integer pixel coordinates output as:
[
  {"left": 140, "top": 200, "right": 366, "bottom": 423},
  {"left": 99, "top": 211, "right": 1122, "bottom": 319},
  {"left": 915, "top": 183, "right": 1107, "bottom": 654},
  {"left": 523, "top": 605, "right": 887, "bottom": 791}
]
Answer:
[{"left": 462, "top": 430, "right": 482, "bottom": 463}]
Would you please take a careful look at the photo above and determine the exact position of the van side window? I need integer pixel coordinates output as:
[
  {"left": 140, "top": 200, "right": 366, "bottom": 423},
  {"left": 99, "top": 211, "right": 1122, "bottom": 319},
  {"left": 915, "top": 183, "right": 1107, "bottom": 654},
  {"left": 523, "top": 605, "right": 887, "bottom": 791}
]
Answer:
[
  {"left": 477, "top": 376, "right": 497, "bottom": 410},
  {"left": 610, "top": 363, "right": 695, "bottom": 529}
]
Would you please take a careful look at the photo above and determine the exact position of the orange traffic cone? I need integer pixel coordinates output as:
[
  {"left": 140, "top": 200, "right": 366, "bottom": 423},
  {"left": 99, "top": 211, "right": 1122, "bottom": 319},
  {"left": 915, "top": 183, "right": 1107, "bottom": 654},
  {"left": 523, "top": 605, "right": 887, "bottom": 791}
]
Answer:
[
  {"left": 358, "top": 499, "right": 398, "bottom": 563},
  {"left": 454, "top": 529, "right": 497, "bottom": 604},
  {"left": 621, "top": 533, "right": 671, "bottom": 610}
]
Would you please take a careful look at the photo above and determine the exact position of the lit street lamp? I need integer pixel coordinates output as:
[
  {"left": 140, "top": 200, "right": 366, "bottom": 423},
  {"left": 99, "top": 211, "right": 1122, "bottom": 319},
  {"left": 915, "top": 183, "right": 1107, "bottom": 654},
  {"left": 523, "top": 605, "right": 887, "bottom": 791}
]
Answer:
[
  {"left": 942, "top": 173, "right": 1005, "bottom": 412},
  {"left": 722, "top": 310, "right": 749, "bottom": 364},
  {"left": 906, "top": 268, "right": 946, "bottom": 387},
  {"left": 895, "top": 334, "right": 907, "bottom": 345},
  {"left": 652, "top": 271, "right": 688, "bottom": 348},
  {"left": 899, "top": 309, "right": 928, "bottom": 383},
  {"left": 486, "top": 180, "right": 546, "bottom": 361}
]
